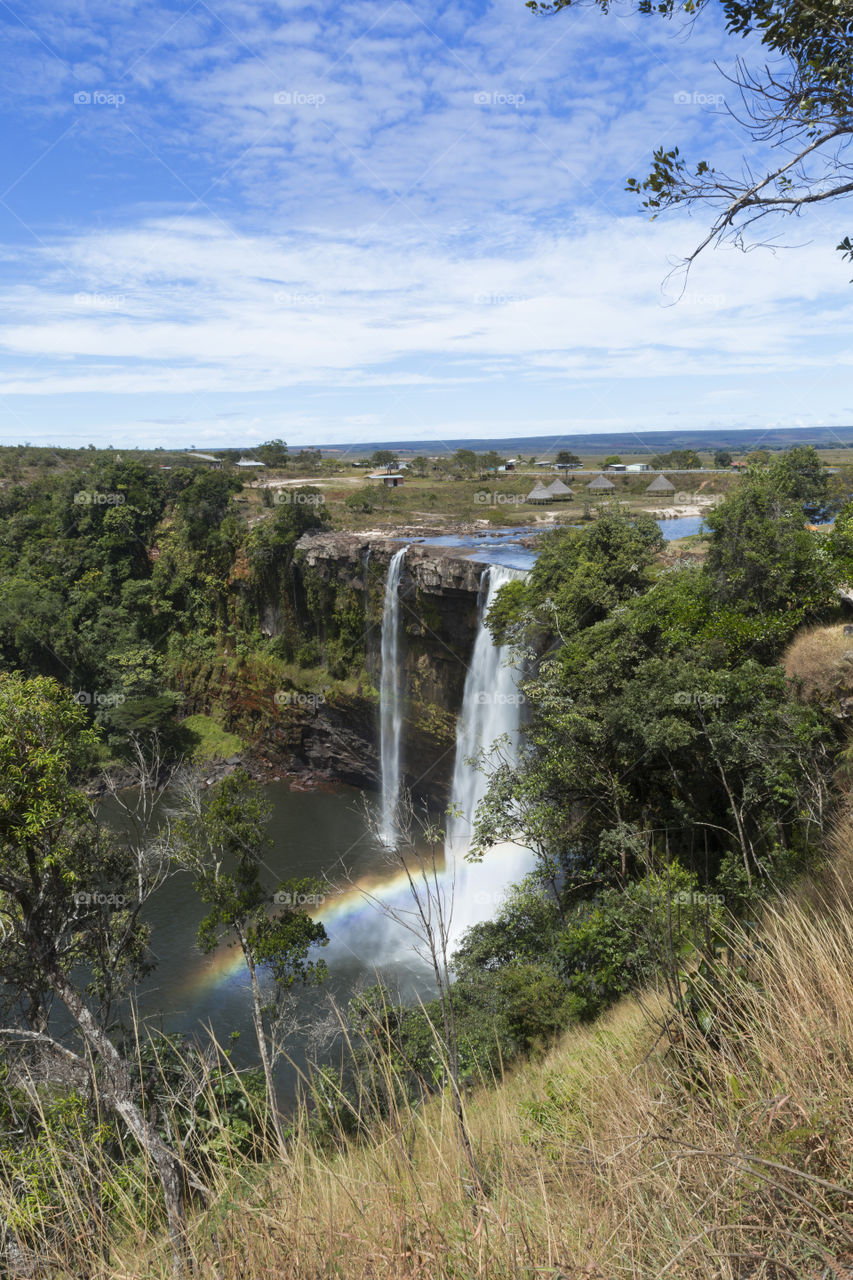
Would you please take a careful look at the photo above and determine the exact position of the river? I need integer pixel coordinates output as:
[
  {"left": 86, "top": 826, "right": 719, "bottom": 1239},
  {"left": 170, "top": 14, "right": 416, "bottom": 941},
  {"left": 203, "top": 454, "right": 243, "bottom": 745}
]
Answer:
[
  {"left": 131, "top": 781, "right": 435, "bottom": 1091},
  {"left": 128, "top": 514, "right": 706, "bottom": 1086}
]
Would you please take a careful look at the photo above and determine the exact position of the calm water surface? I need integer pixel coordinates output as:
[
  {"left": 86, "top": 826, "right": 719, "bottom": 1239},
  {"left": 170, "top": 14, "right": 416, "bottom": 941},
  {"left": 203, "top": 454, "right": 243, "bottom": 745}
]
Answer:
[{"left": 128, "top": 782, "right": 436, "bottom": 1086}]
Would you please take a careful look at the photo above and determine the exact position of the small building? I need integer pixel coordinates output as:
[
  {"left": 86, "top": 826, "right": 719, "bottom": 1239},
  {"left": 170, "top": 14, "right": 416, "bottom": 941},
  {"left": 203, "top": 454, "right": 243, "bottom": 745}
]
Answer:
[
  {"left": 236, "top": 457, "right": 266, "bottom": 468},
  {"left": 526, "top": 482, "right": 552, "bottom": 503},
  {"left": 368, "top": 473, "right": 405, "bottom": 488},
  {"left": 505, "top": 458, "right": 517, "bottom": 471},
  {"left": 646, "top": 473, "right": 675, "bottom": 494},
  {"left": 625, "top": 462, "right": 653, "bottom": 472},
  {"left": 604, "top": 463, "right": 627, "bottom": 472},
  {"left": 545, "top": 478, "right": 573, "bottom": 501},
  {"left": 587, "top": 474, "right": 616, "bottom": 492},
  {"left": 187, "top": 452, "right": 222, "bottom": 469}
]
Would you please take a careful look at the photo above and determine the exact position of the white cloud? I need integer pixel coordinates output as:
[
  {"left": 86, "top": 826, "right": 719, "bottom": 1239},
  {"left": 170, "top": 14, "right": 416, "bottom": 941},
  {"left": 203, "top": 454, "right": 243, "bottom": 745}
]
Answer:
[
  {"left": 0, "top": 214, "right": 846, "bottom": 404},
  {"left": 0, "top": 0, "right": 848, "bottom": 444}
]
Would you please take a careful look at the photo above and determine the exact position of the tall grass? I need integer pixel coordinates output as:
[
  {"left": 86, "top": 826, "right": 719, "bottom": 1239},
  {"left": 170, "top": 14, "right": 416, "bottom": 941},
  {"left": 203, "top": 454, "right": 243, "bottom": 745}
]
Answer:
[
  {"left": 783, "top": 622, "right": 853, "bottom": 707},
  {"left": 6, "top": 849, "right": 853, "bottom": 1278}
]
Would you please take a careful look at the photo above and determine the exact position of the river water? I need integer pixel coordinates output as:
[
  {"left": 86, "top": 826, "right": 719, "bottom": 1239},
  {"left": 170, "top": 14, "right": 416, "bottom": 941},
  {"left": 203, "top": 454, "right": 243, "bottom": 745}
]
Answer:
[
  {"left": 129, "top": 514, "right": 707, "bottom": 1081},
  {"left": 134, "top": 781, "right": 435, "bottom": 1084},
  {"left": 402, "top": 516, "right": 706, "bottom": 572}
]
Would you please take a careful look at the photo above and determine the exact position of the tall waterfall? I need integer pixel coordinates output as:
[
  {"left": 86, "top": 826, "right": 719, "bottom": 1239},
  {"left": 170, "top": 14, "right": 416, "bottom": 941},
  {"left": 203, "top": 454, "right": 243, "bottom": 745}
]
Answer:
[
  {"left": 379, "top": 546, "right": 408, "bottom": 844},
  {"left": 444, "top": 564, "right": 532, "bottom": 942}
]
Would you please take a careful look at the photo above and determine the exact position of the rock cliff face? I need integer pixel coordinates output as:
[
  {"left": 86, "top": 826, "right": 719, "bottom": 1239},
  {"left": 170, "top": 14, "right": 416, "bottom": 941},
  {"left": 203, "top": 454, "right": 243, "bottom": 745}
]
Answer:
[
  {"left": 296, "top": 532, "right": 484, "bottom": 710},
  {"left": 286, "top": 532, "right": 489, "bottom": 795}
]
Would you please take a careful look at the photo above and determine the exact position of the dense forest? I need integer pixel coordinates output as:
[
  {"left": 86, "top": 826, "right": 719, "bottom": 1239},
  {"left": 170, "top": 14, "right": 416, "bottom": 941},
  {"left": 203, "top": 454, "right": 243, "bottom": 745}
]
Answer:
[{"left": 3, "top": 444, "right": 853, "bottom": 1276}]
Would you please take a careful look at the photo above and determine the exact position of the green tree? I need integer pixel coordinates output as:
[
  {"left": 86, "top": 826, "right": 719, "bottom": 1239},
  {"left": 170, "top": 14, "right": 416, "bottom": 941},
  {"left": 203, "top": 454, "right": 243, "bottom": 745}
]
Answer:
[
  {"left": 556, "top": 449, "right": 581, "bottom": 467},
  {"left": 370, "top": 450, "right": 399, "bottom": 473},
  {"left": 602, "top": 454, "right": 622, "bottom": 467},
  {"left": 174, "top": 771, "right": 328, "bottom": 1154},
  {"left": 714, "top": 449, "right": 733, "bottom": 468},
  {"left": 0, "top": 674, "right": 192, "bottom": 1268},
  {"left": 453, "top": 448, "right": 478, "bottom": 474},
  {"left": 174, "top": 469, "right": 243, "bottom": 571},
  {"left": 256, "top": 439, "right": 288, "bottom": 467},
  {"left": 488, "top": 506, "right": 664, "bottom": 641},
  {"left": 703, "top": 459, "right": 834, "bottom": 623},
  {"left": 651, "top": 449, "right": 701, "bottom": 470},
  {"left": 478, "top": 493, "right": 833, "bottom": 911}
]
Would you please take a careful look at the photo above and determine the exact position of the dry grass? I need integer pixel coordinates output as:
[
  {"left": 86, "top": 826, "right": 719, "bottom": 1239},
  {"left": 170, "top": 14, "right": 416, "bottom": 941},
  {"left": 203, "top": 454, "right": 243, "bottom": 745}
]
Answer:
[
  {"left": 168, "top": 852, "right": 853, "bottom": 1280},
  {"left": 783, "top": 623, "right": 853, "bottom": 708},
  {"left": 11, "top": 845, "right": 853, "bottom": 1278}
]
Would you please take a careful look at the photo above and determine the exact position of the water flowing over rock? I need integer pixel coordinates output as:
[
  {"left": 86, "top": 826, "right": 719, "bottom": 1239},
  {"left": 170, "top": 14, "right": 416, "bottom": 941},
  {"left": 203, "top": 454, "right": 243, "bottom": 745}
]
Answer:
[
  {"left": 380, "top": 546, "right": 408, "bottom": 843},
  {"left": 444, "top": 564, "right": 533, "bottom": 944}
]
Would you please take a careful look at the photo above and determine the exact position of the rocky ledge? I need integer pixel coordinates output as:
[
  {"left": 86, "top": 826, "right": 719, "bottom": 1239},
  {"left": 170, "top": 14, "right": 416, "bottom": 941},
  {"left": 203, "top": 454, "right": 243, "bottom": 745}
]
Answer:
[{"left": 295, "top": 530, "right": 484, "bottom": 596}]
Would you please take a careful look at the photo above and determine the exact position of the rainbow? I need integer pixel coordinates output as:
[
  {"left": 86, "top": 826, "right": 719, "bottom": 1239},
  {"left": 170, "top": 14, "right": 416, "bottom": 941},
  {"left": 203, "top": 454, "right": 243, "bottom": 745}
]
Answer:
[
  {"left": 170, "top": 838, "right": 530, "bottom": 1010},
  {"left": 170, "top": 860, "right": 438, "bottom": 1005}
]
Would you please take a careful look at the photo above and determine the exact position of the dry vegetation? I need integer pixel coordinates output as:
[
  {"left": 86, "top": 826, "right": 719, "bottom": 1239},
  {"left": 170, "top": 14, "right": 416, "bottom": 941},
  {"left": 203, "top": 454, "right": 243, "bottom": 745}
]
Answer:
[
  {"left": 783, "top": 624, "right": 853, "bottom": 711},
  {"left": 5, "top": 829, "right": 853, "bottom": 1280},
  {"left": 51, "top": 823, "right": 850, "bottom": 1280}
]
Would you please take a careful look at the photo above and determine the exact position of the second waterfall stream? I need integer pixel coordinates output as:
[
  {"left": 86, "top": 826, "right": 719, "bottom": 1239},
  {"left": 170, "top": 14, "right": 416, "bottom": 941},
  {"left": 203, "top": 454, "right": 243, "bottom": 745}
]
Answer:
[
  {"left": 443, "top": 562, "right": 532, "bottom": 943},
  {"left": 377, "top": 550, "right": 532, "bottom": 947}
]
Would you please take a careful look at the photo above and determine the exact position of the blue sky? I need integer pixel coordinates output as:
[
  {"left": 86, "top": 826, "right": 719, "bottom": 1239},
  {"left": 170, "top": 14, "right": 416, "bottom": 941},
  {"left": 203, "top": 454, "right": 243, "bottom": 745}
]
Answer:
[{"left": 0, "top": 0, "right": 850, "bottom": 451}]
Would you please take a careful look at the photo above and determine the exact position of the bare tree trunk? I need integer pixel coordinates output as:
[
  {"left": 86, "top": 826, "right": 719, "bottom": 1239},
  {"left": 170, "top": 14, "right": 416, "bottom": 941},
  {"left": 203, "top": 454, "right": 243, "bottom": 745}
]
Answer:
[
  {"left": 238, "top": 930, "right": 288, "bottom": 1157},
  {"left": 47, "top": 969, "right": 191, "bottom": 1276},
  {"left": 697, "top": 711, "right": 752, "bottom": 887}
]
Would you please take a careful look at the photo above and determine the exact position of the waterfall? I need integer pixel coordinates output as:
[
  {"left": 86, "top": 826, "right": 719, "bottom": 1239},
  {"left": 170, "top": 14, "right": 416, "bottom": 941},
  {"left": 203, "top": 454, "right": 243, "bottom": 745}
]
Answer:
[
  {"left": 379, "top": 546, "right": 408, "bottom": 844},
  {"left": 444, "top": 564, "right": 532, "bottom": 943}
]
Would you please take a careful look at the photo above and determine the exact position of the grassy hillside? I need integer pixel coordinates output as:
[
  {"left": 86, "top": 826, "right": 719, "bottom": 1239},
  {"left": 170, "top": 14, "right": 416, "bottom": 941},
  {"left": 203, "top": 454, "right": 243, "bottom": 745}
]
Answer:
[{"left": 84, "top": 827, "right": 853, "bottom": 1280}]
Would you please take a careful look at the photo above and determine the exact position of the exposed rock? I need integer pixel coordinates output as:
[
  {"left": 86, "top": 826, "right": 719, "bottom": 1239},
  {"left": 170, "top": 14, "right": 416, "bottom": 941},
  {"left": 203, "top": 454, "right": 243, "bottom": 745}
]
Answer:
[
  {"left": 253, "top": 692, "right": 455, "bottom": 799},
  {"left": 295, "top": 531, "right": 483, "bottom": 596},
  {"left": 295, "top": 531, "right": 484, "bottom": 715}
]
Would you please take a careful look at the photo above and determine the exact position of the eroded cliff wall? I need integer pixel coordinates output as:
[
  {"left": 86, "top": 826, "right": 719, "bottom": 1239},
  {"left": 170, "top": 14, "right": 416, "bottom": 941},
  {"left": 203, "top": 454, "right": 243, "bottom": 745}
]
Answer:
[{"left": 286, "top": 533, "right": 486, "bottom": 796}]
